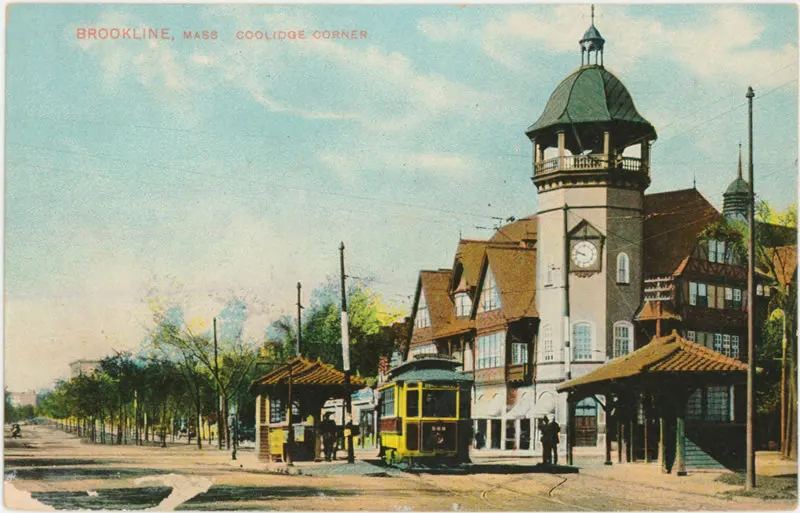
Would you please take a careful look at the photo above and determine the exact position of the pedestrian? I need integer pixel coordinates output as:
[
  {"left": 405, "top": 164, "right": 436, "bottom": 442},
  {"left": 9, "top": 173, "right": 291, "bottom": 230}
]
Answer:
[
  {"left": 538, "top": 417, "right": 551, "bottom": 464},
  {"left": 320, "top": 413, "right": 337, "bottom": 462},
  {"left": 546, "top": 417, "right": 561, "bottom": 465},
  {"left": 475, "top": 430, "right": 485, "bottom": 449}
]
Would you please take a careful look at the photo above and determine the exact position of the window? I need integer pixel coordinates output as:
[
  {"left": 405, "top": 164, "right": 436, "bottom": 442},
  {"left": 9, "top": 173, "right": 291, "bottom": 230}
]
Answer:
[
  {"left": 706, "top": 386, "right": 730, "bottom": 422},
  {"left": 415, "top": 293, "right": 431, "bottom": 329},
  {"left": 764, "top": 286, "right": 771, "bottom": 297},
  {"left": 616, "top": 253, "right": 630, "bottom": 284},
  {"left": 422, "top": 390, "right": 457, "bottom": 418},
  {"left": 380, "top": 387, "right": 395, "bottom": 418},
  {"left": 690, "top": 282, "right": 697, "bottom": 306},
  {"left": 733, "top": 288, "right": 743, "bottom": 308},
  {"left": 573, "top": 323, "right": 592, "bottom": 360},
  {"left": 698, "top": 283, "right": 708, "bottom": 307},
  {"left": 455, "top": 292, "right": 472, "bottom": 318},
  {"left": 479, "top": 268, "right": 501, "bottom": 312},
  {"left": 269, "top": 396, "right": 286, "bottom": 424},
  {"left": 708, "top": 240, "right": 728, "bottom": 264},
  {"left": 614, "top": 322, "right": 632, "bottom": 357},
  {"left": 731, "top": 336, "right": 740, "bottom": 359},
  {"left": 477, "top": 332, "right": 504, "bottom": 369},
  {"left": 512, "top": 343, "right": 528, "bottom": 365},
  {"left": 722, "top": 334, "right": 731, "bottom": 357},
  {"left": 542, "top": 324, "right": 554, "bottom": 362},
  {"left": 708, "top": 285, "right": 717, "bottom": 309},
  {"left": 406, "top": 389, "right": 419, "bottom": 417},
  {"left": 687, "top": 330, "right": 696, "bottom": 343},
  {"left": 757, "top": 284, "right": 764, "bottom": 296},
  {"left": 713, "top": 333, "right": 723, "bottom": 353}
]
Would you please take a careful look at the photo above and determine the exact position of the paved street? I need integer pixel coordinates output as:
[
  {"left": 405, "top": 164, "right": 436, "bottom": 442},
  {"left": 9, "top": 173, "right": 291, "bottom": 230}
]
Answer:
[{"left": 4, "top": 424, "right": 796, "bottom": 511}]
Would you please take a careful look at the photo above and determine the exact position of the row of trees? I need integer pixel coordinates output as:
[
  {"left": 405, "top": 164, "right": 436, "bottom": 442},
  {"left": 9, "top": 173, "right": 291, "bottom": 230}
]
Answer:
[{"left": 35, "top": 280, "right": 407, "bottom": 451}]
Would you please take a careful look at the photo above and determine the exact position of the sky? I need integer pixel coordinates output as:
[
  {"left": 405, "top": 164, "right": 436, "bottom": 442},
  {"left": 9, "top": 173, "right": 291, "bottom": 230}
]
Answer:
[{"left": 4, "top": 3, "right": 798, "bottom": 392}]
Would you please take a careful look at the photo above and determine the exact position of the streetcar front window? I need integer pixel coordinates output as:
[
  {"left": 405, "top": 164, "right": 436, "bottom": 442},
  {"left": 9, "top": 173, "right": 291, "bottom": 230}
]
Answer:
[{"left": 422, "top": 389, "right": 457, "bottom": 418}]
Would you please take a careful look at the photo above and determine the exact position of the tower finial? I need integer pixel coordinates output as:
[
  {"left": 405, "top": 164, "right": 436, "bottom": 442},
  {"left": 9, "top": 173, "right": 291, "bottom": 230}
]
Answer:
[
  {"left": 591, "top": 4, "right": 595, "bottom": 25},
  {"left": 580, "top": 5, "right": 605, "bottom": 66}
]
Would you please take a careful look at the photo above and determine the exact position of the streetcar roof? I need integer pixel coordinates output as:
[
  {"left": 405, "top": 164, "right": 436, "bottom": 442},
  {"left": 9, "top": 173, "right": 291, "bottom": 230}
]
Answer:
[{"left": 384, "top": 356, "right": 472, "bottom": 385}]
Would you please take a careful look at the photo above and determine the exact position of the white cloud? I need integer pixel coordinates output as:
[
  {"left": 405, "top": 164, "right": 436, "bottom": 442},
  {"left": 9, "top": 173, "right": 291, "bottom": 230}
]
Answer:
[
  {"left": 480, "top": 6, "right": 796, "bottom": 88},
  {"left": 417, "top": 17, "right": 466, "bottom": 43}
]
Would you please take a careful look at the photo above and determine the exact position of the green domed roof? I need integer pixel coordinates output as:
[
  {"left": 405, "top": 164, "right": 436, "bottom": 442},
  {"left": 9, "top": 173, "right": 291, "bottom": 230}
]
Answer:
[
  {"left": 526, "top": 65, "right": 656, "bottom": 150},
  {"left": 725, "top": 177, "right": 749, "bottom": 195}
]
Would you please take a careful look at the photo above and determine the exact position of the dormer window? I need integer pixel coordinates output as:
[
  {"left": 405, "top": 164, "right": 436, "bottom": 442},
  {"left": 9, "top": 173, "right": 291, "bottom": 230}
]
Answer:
[
  {"left": 415, "top": 293, "right": 431, "bottom": 329},
  {"left": 455, "top": 292, "right": 472, "bottom": 318},
  {"left": 708, "top": 239, "right": 728, "bottom": 264},
  {"left": 478, "top": 267, "right": 501, "bottom": 313}
]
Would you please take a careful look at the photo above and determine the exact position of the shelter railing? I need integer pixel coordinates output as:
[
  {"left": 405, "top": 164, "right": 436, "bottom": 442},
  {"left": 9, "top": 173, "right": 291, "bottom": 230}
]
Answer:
[{"left": 534, "top": 154, "right": 647, "bottom": 177}]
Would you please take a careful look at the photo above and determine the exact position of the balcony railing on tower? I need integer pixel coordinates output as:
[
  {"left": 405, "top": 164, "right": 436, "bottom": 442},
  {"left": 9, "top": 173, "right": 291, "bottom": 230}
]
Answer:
[{"left": 534, "top": 153, "right": 648, "bottom": 177}]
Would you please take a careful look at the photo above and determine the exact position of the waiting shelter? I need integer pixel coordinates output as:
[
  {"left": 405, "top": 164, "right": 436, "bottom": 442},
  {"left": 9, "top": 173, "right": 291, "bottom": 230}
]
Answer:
[
  {"left": 557, "top": 330, "right": 748, "bottom": 474},
  {"left": 249, "top": 357, "right": 365, "bottom": 462}
]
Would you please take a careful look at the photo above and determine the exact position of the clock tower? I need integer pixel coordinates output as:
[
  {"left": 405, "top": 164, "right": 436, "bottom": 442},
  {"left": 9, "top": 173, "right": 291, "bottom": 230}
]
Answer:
[{"left": 526, "top": 16, "right": 657, "bottom": 441}]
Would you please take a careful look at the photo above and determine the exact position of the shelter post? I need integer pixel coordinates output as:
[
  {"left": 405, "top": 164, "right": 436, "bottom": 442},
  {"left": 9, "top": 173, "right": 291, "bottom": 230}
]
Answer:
[
  {"left": 604, "top": 396, "right": 613, "bottom": 465},
  {"left": 644, "top": 397, "right": 650, "bottom": 463},
  {"left": 675, "top": 397, "right": 687, "bottom": 476},
  {"left": 566, "top": 392, "right": 575, "bottom": 466},
  {"left": 659, "top": 416, "right": 668, "bottom": 473}
]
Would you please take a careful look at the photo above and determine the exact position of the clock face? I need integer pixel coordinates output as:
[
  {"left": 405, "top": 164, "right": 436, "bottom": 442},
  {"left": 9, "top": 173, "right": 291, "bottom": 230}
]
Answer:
[{"left": 571, "top": 240, "right": 599, "bottom": 269}]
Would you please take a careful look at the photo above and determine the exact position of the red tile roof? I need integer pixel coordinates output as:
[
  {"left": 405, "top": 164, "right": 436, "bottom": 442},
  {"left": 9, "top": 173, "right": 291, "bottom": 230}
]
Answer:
[
  {"left": 250, "top": 357, "right": 365, "bottom": 390},
  {"left": 643, "top": 189, "right": 722, "bottom": 277},
  {"left": 557, "top": 330, "right": 747, "bottom": 393}
]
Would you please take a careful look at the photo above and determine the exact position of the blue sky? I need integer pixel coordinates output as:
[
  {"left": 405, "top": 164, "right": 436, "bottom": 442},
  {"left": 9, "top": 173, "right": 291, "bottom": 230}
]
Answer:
[{"left": 5, "top": 3, "right": 798, "bottom": 391}]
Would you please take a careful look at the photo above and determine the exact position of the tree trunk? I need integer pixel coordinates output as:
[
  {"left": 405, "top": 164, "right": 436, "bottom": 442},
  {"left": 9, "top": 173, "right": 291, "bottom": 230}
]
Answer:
[{"left": 222, "top": 395, "right": 230, "bottom": 450}]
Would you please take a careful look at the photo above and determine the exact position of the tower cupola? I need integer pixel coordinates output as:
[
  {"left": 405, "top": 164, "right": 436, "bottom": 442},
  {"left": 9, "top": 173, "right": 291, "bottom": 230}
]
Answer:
[
  {"left": 526, "top": 11, "right": 657, "bottom": 193},
  {"left": 580, "top": 6, "right": 605, "bottom": 66},
  {"left": 723, "top": 145, "right": 750, "bottom": 221}
]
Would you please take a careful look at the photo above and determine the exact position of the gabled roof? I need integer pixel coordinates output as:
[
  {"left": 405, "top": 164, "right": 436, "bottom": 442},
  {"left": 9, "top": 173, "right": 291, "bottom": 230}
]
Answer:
[
  {"left": 250, "top": 357, "right": 365, "bottom": 392},
  {"left": 643, "top": 188, "right": 722, "bottom": 277},
  {"left": 489, "top": 216, "right": 538, "bottom": 245},
  {"left": 451, "top": 240, "right": 490, "bottom": 293},
  {"left": 635, "top": 301, "right": 682, "bottom": 322},
  {"left": 557, "top": 331, "right": 747, "bottom": 394},
  {"left": 416, "top": 270, "right": 453, "bottom": 330},
  {"left": 474, "top": 246, "right": 538, "bottom": 321}
]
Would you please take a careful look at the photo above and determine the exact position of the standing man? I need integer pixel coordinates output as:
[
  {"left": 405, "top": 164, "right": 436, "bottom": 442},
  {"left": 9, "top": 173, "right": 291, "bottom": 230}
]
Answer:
[
  {"left": 539, "top": 417, "right": 551, "bottom": 465},
  {"left": 320, "top": 413, "right": 337, "bottom": 462},
  {"left": 547, "top": 416, "right": 561, "bottom": 465}
]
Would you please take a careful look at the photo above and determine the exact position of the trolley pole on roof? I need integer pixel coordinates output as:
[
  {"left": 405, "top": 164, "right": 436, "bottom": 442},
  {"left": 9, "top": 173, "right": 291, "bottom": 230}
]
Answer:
[
  {"left": 340, "top": 242, "right": 355, "bottom": 464},
  {"left": 745, "top": 85, "right": 756, "bottom": 490}
]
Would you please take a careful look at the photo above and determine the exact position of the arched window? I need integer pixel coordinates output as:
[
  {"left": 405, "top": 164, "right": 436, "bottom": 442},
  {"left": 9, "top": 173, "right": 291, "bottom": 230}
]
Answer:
[
  {"left": 616, "top": 253, "right": 630, "bottom": 284},
  {"left": 613, "top": 321, "right": 633, "bottom": 357},
  {"left": 572, "top": 322, "right": 592, "bottom": 361}
]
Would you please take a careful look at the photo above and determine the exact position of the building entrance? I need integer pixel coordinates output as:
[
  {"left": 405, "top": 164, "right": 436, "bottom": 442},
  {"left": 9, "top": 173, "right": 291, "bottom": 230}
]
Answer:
[{"left": 575, "top": 397, "right": 598, "bottom": 446}]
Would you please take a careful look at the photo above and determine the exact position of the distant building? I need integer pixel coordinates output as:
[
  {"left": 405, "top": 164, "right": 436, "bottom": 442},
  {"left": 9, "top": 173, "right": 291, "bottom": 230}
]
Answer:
[
  {"left": 69, "top": 359, "right": 101, "bottom": 378},
  {"left": 8, "top": 390, "right": 38, "bottom": 408}
]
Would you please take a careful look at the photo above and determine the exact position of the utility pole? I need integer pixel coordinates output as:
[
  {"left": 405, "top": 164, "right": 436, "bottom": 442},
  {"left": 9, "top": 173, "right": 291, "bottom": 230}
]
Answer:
[
  {"left": 297, "top": 282, "right": 303, "bottom": 357},
  {"left": 745, "top": 85, "right": 756, "bottom": 490},
  {"left": 340, "top": 242, "right": 355, "bottom": 464},
  {"left": 286, "top": 366, "right": 294, "bottom": 466},
  {"left": 215, "top": 317, "right": 222, "bottom": 450}
]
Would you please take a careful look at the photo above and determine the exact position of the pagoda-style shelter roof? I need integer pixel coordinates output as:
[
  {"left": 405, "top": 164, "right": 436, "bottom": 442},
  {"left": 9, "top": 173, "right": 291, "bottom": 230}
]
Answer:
[
  {"left": 634, "top": 301, "right": 682, "bottom": 322},
  {"left": 557, "top": 331, "right": 748, "bottom": 398},
  {"left": 249, "top": 356, "right": 365, "bottom": 395}
]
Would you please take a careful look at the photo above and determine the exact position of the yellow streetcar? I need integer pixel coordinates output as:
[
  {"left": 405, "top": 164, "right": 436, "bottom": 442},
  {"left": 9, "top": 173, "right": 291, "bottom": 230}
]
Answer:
[{"left": 377, "top": 356, "right": 473, "bottom": 466}]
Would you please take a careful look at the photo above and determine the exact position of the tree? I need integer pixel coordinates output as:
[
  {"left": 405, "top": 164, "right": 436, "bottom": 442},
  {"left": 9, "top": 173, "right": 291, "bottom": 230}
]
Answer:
[{"left": 300, "top": 277, "right": 406, "bottom": 378}]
